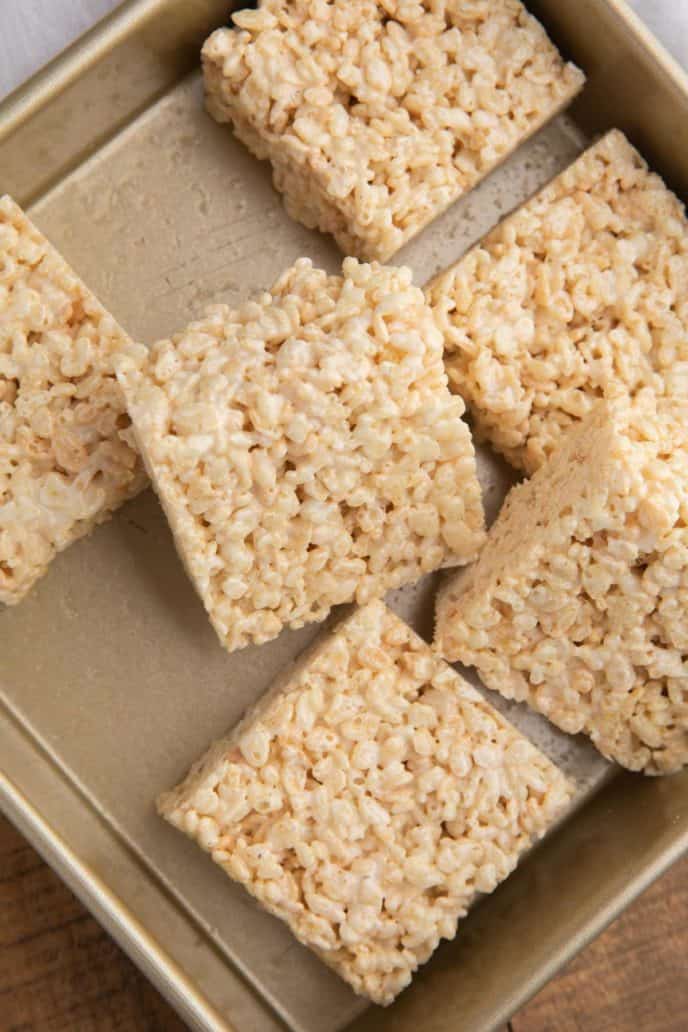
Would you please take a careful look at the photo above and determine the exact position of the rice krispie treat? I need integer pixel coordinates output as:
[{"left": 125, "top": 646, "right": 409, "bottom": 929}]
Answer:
[
  {"left": 117, "top": 257, "right": 485, "bottom": 652},
  {"left": 429, "top": 130, "right": 688, "bottom": 474},
  {"left": 435, "top": 393, "right": 688, "bottom": 775},
  {"left": 158, "top": 600, "right": 572, "bottom": 1004},
  {"left": 0, "top": 196, "right": 146, "bottom": 605},
  {"left": 202, "top": 0, "right": 584, "bottom": 262}
]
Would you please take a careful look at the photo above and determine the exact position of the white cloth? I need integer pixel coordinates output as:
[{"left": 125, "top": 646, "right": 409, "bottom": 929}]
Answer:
[{"left": 0, "top": 0, "right": 121, "bottom": 100}]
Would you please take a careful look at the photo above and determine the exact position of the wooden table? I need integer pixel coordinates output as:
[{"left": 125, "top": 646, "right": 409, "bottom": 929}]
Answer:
[{"left": 1, "top": 813, "right": 686, "bottom": 1031}]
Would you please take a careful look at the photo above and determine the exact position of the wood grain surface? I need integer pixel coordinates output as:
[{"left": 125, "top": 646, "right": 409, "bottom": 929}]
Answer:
[
  {"left": 0, "top": 815, "right": 185, "bottom": 1032},
  {"left": 1, "top": 813, "right": 686, "bottom": 1032}
]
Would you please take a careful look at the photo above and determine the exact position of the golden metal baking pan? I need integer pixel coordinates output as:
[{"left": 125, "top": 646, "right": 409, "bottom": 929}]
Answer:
[{"left": 1, "top": 1, "right": 687, "bottom": 1029}]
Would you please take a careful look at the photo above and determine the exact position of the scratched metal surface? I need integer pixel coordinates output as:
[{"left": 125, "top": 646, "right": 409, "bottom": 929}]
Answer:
[{"left": 1, "top": 68, "right": 607, "bottom": 1028}]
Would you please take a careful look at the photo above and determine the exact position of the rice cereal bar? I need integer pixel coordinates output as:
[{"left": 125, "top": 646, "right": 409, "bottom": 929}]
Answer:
[
  {"left": 0, "top": 196, "right": 146, "bottom": 605},
  {"left": 158, "top": 599, "right": 573, "bottom": 1004},
  {"left": 202, "top": 0, "right": 584, "bottom": 262},
  {"left": 116, "top": 257, "right": 485, "bottom": 653},
  {"left": 435, "top": 392, "right": 688, "bottom": 775},
  {"left": 429, "top": 130, "right": 688, "bottom": 474}
]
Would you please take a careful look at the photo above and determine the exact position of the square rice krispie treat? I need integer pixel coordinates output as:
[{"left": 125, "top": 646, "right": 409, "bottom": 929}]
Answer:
[
  {"left": 202, "top": 0, "right": 584, "bottom": 262},
  {"left": 435, "top": 392, "right": 688, "bottom": 775},
  {"left": 117, "top": 258, "right": 485, "bottom": 653},
  {"left": 429, "top": 130, "right": 688, "bottom": 474},
  {"left": 0, "top": 196, "right": 146, "bottom": 605},
  {"left": 158, "top": 600, "right": 572, "bottom": 1004}
]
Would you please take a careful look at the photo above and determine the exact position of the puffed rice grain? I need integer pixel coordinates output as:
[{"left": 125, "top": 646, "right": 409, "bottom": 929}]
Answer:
[
  {"left": 0, "top": 196, "right": 146, "bottom": 605},
  {"left": 158, "top": 599, "right": 573, "bottom": 1004},
  {"left": 429, "top": 130, "right": 688, "bottom": 474},
  {"left": 116, "top": 257, "right": 485, "bottom": 653},
  {"left": 202, "top": 0, "right": 584, "bottom": 261},
  {"left": 435, "top": 392, "right": 688, "bottom": 774}
]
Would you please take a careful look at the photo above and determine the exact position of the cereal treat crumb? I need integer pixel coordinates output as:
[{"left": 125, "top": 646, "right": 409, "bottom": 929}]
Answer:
[
  {"left": 0, "top": 196, "right": 146, "bottom": 605},
  {"left": 202, "top": 0, "right": 584, "bottom": 262},
  {"left": 117, "top": 257, "right": 484, "bottom": 653},
  {"left": 158, "top": 600, "right": 572, "bottom": 1004},
  {"left": 429, "top": 130, "right": 688, "bottom": 474},
  {"left": 435, "top": 393, "right": 688, "bottom": 775}
]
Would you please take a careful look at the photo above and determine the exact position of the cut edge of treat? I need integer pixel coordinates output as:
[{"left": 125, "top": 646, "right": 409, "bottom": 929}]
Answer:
[
  {"left": 0, "top": 195, "right": 147, "bottom": 606},
  {"left": 158, "top": 599, "right": 575, "bottom": 1004}
]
